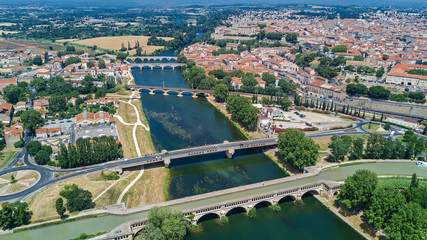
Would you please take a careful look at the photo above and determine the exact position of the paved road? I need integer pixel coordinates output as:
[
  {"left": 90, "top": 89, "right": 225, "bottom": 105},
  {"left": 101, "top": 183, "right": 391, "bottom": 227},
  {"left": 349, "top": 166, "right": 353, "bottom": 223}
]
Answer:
[{"left": 0, "top": 119, "right": 406, "bottom": 202}]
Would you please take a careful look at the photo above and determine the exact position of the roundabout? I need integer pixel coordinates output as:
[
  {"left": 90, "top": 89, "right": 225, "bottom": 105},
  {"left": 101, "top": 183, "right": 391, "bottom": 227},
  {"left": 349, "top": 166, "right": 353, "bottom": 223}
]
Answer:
[{"left": 0, "top": 170, "right": 40, "bottom": 196}]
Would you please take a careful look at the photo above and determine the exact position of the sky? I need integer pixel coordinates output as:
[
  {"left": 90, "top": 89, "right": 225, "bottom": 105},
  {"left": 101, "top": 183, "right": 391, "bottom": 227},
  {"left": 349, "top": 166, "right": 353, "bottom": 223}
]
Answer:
[{"left": 6, "top": 0, "right": 427, "bottom": 7}]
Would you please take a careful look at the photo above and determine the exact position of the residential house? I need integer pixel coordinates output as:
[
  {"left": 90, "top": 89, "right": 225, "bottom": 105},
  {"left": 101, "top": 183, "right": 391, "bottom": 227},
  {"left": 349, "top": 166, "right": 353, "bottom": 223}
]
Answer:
[{"left": 75, "top": 111, "right": 111, "bottom": 128}]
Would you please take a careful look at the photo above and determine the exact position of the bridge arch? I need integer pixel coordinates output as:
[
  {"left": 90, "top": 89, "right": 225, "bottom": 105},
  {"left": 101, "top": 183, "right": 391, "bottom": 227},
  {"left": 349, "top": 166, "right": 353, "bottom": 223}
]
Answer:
[
  {"left": 134, "top": 58, "right": 142, "bottom": 63},
  {"left": 196, "top": 212, "right": 221, "bottom": 224},
  {"left": 225, "top": 206, "right": 247, "bottom": 216},
  {"left": 302, "top": 189, "right": 319, "bottom": 198},
  {"left": 278, "top": 195, "right": 296, "bottom": 203},
  {"left": 253, "top": 200, "right": 272, "bottom": 209}
]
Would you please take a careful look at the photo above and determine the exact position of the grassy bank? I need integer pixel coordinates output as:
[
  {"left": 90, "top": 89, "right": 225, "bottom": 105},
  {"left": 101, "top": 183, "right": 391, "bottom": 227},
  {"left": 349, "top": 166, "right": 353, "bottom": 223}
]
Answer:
[
  {"left": 206, "top": 96, "right": 253, "bottom": 140},
  {"left": 13, "top": 213, "right": 107, "bottom": 233}
]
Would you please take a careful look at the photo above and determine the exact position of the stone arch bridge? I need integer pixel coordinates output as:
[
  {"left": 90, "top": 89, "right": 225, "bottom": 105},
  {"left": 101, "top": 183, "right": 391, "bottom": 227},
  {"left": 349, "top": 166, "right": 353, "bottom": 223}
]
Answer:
[
  {"left": 129, "top": 62, "right": 185, "bottom": 70},
  {"left": 100, "top": 180, "right": 341, "bottom": 240},
  {"left": 128, "top": 84, "right": 213, "bottom": 98},
  {"left": 127, "top": 56, "right": 177, "bottom": 62}
]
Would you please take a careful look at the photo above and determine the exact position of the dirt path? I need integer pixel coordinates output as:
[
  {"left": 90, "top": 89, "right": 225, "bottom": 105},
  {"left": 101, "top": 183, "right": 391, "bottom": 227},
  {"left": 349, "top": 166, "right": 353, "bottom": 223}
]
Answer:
[
  {"left": 117, "top": 166, "right": 144, "bottom": 204},
  {"left": 114, "top": 90, "right": 150, "bottom": 157}
]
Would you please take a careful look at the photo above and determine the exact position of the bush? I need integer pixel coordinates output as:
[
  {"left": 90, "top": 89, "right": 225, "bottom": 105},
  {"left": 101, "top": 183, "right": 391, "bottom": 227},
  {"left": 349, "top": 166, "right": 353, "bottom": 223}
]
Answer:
[
  {"left": 295, "top": 106, "right": 306, "bottom": 111},
  {"left": 100, "top": 171, "right": 120, "bottom": 180},
  {"left": 247, "top": 207, "right": 256, "bottom": 218},
  {"left": 220, "top": 216, "right": 229, "bottom": 225},
  {"left": 269, "top": 204, "right": 281, "bottom": 212},
  {"left": 295, "top": 199, "right": 304, "bottom": 206},
  {"left": 14, "top": 141, "right": 24, "bottom": 148}
]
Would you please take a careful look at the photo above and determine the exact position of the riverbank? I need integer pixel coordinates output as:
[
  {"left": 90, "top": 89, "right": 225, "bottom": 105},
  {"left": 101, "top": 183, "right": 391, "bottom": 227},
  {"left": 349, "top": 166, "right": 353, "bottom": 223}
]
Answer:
[
  {"left": 314, "top": 195, "right": 381, "bottom": 240},
  {"left": 206, "top": 96, "right": 254, "bottom": 140},
  {"left": 114, "top": 90, "right": 169, "bottom": 208}
]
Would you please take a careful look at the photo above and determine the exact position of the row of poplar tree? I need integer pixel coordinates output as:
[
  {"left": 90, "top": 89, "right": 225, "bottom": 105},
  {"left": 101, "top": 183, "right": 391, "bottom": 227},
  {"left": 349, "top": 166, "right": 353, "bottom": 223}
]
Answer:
[{"left": 56, "top": 136, "right": 123, "bottom": 169}]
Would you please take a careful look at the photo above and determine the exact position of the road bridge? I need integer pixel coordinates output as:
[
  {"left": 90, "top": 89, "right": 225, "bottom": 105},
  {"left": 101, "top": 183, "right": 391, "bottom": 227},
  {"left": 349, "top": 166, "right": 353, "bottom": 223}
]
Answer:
[
  {"left": 97, "top": 180, "right": 341, "bottom": 240},
  {"left": 129, "top": 62, "right": 185, "bottom": 70},
  {"left": 127, "top": 56, "right": 177, "bottom": 62},
  {"left": 128, "top": 84, "right": 212, "bottom": 97},
  {"left": 117, "top": 138, "right": 278, "bottom": 170}
]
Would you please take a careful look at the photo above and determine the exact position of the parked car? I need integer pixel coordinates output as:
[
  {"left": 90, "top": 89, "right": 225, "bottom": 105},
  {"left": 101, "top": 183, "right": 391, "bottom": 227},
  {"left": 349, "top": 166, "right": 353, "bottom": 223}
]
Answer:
[{"left": 81, "top": 167, "right": 87, "bottom": 170}]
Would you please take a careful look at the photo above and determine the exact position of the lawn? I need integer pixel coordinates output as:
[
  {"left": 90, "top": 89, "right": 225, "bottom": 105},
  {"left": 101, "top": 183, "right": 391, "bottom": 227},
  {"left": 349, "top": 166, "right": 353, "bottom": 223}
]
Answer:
[
  {"left": 362, "top": 123, "right": 390, "bottom": 134},
  {"left": 0, "top": 148, "right": 17, "bottom": 169},
  {"left": 378, "top": 176, "right": 427, "bottom": 189}
]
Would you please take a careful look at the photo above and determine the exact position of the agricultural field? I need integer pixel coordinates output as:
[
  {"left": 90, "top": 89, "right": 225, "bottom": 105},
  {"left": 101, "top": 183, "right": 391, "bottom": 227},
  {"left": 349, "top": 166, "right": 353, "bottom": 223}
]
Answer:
[
  {"left": 0, "top": 38, "right": 64, "bottom": 51},
  {"left": 57, "top": 36, "right": 172, "bottom": 55}
]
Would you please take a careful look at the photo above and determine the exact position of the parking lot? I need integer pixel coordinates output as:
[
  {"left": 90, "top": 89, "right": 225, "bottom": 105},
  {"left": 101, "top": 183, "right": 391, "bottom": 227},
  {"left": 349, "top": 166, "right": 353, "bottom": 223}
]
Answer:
[
  {"left": 74, "top": 125, "right": 119, "bottom": 141},
  {"left": 40, "top": 135, "right": 70, "bottom": 153}
]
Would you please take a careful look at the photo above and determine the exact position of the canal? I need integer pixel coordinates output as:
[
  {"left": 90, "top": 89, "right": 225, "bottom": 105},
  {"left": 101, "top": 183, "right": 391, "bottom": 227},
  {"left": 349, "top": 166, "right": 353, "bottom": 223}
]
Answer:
[{"left": 7, "top": 68, "right": 424, "bottom": 240}]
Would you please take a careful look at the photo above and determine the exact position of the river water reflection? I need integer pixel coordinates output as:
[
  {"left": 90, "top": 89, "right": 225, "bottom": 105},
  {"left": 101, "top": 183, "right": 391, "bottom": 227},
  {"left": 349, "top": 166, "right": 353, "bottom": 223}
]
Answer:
[{"left": 134, "top": 70, "right": 287, "bottom": 199}]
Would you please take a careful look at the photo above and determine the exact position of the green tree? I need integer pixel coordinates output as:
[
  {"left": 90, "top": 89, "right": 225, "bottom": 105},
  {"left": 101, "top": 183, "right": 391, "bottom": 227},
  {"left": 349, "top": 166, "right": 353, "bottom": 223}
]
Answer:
[
  {"left": 98, "top": 59, "right": 106, "bottom": 69},
  {"left": 32, "top": 56, "right": 43, "bottom": 66},
  {"left": 116, "top": 52, "right": 128, "bottom": 61},
  {"left": 30, "top": 77, "right": 47, "bottom": 92},
  {"left": 278, "top": 96, "right": 292, "bottom": 110},
  {"left": 42, "top": 145, "right": 53, "bottom": 155},
  {"left": 140, "top": 207, "right": 188, "bottom": 240},
  {"left": 384, "top": 202, "right": 427, "bottom": 240},
  {"left": 384, "top": 122, "right": 391, "bottom": 131},
  {"left": 213, "top": 83, "right": 228, "bottom": 103},
  {"left": 328, "top": 139, "right": 349, "bottom": 162},
  {"left": 277, "top": 129, "right": 319, "bottom": 170},
  {"left": 0, "top": 201, "right": 32, "bottom": 228},
  {"left": 20, "top": 109, "right": 46, "bottom": 134},
  {"left": 262, "top": 72, "right": 276, "bottom": 86},
  {"left": 55, "top": 198, "right": 66, "bottom": 217},
  {"left": 349, "top": 138, "right": 364, "bottom": 160},
  {"left": 338, "top": 169, "right": 378, "bottom": 209},
  {"left": 60, "top": 184, "right": 95, "bottom": 213},
  {"left": 65, "top": 56, "right": 81, "bottom": 66},
  {"left": 332, "top": 45, "right": 348, "bottom": 53},
  {"left": 368, "top": 86, "right": 390, "bottom": 99},
  {"left": 226, "top": 94, "right": 259, "bottom": 131},
  {"left": 3, "top": 84, "right": 22, "bottom": 104},
  {"left": 35, "top": 150, "right": 50, "bottom": 165},
  {"left": 25, "top": 140, "right": 42, "bottom": 156},
  {"left": 365, "top": 187, "right": 406, "bottom": 230},
  {"left": 14, "top": 141, "right": 24, "bottom": 148}
]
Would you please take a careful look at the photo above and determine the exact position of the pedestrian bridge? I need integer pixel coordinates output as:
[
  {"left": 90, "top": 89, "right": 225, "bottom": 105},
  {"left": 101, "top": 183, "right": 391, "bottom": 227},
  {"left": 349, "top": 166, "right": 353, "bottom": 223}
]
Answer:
[{"left": 99, "top": 180, "right": 341, "bottom": 240}]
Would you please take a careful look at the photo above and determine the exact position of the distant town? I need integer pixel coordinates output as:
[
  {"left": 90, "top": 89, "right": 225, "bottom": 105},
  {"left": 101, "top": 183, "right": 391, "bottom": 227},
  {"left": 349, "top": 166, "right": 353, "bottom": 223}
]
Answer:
[{"left": 0, "top": 4, "right": 425, "bottom": 240}]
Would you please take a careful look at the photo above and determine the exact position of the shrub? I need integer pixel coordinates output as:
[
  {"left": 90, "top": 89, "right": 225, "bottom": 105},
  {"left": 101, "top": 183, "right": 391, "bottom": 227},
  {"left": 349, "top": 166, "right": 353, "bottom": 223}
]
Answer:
[
  {"left": 295, "top": 106, "right": 306, "bottom": 111},
  {"left": 14, "top": 141, "right": 24, "bottom": 148},
  {"left": 295, "top": 199, "right": 304, "bottom": 206},
  {"left": 220, "top": 216, "right": 229, "bottom": 225},
  {"left": 269, "top": 204, "right": 281, "bottom": 212},
  {"left": 247, "top": 207, "right": 256, "bottom": 218}
]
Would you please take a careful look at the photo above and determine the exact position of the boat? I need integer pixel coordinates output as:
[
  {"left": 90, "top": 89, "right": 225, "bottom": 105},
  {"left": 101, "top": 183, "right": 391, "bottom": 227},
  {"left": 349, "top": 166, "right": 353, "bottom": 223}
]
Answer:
[{"left": 416, "top": 161, "right": 427, "bottom": 167}]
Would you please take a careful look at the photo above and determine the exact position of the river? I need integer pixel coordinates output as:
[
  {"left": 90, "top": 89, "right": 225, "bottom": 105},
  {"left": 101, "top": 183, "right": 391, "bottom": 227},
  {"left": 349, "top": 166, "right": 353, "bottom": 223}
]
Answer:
[
  {"left": 6, "top": 68, "right": 424, "bottom": 240},
  {"left": 134, "top": 69, "right": 287, "bottom": 199}
]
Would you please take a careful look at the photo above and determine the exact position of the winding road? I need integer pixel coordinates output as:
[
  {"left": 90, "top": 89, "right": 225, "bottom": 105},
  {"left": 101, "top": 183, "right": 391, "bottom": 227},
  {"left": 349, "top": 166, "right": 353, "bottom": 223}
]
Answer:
[{"left": 0, "top": 116, "right": 414, "bottom": 203}]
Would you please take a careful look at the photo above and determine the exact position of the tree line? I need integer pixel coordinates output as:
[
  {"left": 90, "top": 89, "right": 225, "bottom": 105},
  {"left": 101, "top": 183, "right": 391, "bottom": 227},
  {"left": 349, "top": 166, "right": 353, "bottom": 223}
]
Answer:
[
  {"left": 56, "top": 136, "right": 123, "bottom": 169},
  {"left": 328, "top": 131, "right": 425, "bottom": 162},
  {"left": 338, "top": 170, "right": 427, "bottom": 239},
  {"left": 226, "top": 94, "right": 259, "bottom": 131}
]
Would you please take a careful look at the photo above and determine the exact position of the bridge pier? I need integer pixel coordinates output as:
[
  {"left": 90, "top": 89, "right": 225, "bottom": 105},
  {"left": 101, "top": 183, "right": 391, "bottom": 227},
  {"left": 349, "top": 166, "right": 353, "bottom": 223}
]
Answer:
[
  {"left": 163, "top": 91, "right": 169, "bottom": 96},
  {"left": 177, "top": 92, "right": 183, "bottom": 97},
  {"left": 149, "top": 90, "right": 155, "bottom": 95},
  {"left": 192, "top": 93, "right": 198, "bottom": 98},
  {"left": 164, "top": 158, "right": 171, "bottom": 168},
  {"left": 225, "top": 148, "right": 235, "bottom": 159}
]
